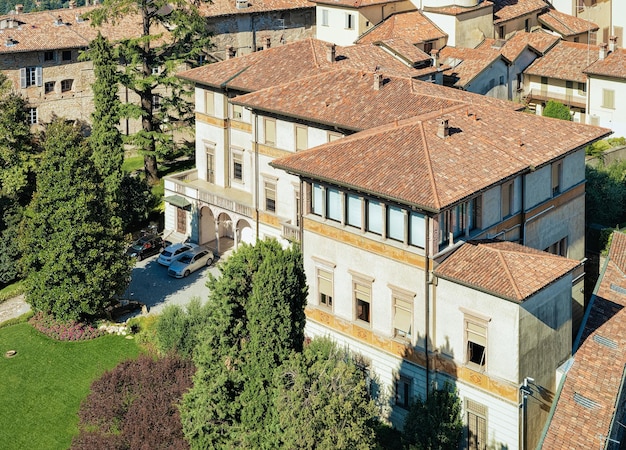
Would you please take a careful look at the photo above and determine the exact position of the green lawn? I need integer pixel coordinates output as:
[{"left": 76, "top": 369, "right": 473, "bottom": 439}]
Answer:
[
  {"left": 121, "top": 154, "right": 145, "bottom": 173},
  {"left": 0, "top": 323, "right": 141, "bottom": 450}
]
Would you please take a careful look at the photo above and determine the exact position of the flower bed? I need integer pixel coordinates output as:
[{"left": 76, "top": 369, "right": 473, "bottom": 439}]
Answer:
[{"left": 29, "top": 312, "right": 105, "bottom": 341}]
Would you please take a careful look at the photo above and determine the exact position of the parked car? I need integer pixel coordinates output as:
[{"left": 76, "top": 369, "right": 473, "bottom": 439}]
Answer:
[
  {"left": 126, "top": 234, "right": 164, "bottom": 261},
  {"left": 167, "top": 248, "right": 215, "bottom": 278},
  {"left": 157, "top": 242, "right": 199, "bottom": 266}
]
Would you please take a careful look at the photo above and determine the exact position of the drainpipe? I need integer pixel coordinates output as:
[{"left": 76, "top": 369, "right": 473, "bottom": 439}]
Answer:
[
  {"left": 424, "top": 215, "right": 430, "bottom": 399},
  {"left": 254, "top": 110, "right": 260, "bottom": 240}
]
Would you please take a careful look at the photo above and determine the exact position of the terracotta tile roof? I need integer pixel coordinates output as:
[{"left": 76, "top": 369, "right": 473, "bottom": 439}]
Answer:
[
  {"left": 375, "top": 39, "right": 432, "bottom": 66},
  {"left": 434, "top": 240, "right": 580, "bottom": 302},
  {"left": 524, "top": 40, "right": 599, "bottom": 83},
  {"left": 177, "top": 38, "right": 430, "bottom": 92},
  {"left": 479, "top": 30, "right": 559, "bottom": 61},
  {"left": 311, "top": 0, "right": 405, "bottom": 7},
  {"left": 356, "top": 10, "right": 447, "bottom": 45},
  {"left": 493, "top": 0, "right": 548, "bottom": 24},
  {"left": 271, "top": 104, "right": 610, "bottom": 211},
  {"left": 233, "top": 69, "right": 524, "bottom": 131},
  {"left": 542, "top": 232, "right": 626, "bottom": 449},
  {"left": 538, "top": 9, "right": 598, "bottom": 37},
  {"left": 439, "top": 45, "right": 504, "bottom": 87},
  {"left": 197, "top": 0, "right": 314, "bottom": 17},
  {"left": 0, "top": 6, "right": 168, "bottom": 53},
  {"left": 584, "top": 48, "right": 626, "bottom": 80},
  {"left": 423, "top": 1, "right": 493, "bottom": 16}
]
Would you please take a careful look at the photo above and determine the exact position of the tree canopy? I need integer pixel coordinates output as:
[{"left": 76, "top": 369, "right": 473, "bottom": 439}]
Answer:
[
  {"left": 542, "top": 100, "right": 572, "bottom": 121},
  {"left": 86, "top": 0, "right": 212, "bottom": 183},
  {"left": 19, "top": 119, "right": 131, "bottom": 321}
]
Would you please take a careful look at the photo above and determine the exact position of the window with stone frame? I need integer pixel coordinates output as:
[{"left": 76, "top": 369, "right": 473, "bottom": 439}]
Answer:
[
  {"left": 61, "top": 79, "right": 73, "bottom": 92},
  {"left": 465, "top": 315, "right": 488, "bottom": 369},
  {"left": 317, "top": 267, "right": 333, "bottom": 309}
]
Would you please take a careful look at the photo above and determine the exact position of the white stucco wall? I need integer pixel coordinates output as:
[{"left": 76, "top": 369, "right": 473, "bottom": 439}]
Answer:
[
  {"left": 424, "top": 12, "right": 457, "bottom": 46},
  {"left": 587, "top": 75, "right": 626, "bottom": 137},
  {"left": 316, "top": 6, "right": 361, "bottom": 45}
]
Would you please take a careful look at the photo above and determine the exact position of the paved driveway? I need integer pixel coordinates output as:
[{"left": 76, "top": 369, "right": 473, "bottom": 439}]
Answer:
[{"left": 122, "top": 252, "right": 223, "bottom": 315}]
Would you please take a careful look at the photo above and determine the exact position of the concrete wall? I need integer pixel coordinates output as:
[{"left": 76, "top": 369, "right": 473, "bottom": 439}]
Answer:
[
  {"left": 464, "top": 58, "right": 509, "bottom": 99},
  {"left": 454, "top": 8, "right": 495, "bottom": 49},
  {"left": 424, "top": 12, "right": 457, "bottom": 46}
]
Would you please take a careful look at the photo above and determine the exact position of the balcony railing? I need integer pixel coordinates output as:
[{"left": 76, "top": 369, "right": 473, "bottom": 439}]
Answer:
[
  {"left": 281, "top": 220, "right": 301, "bottom": 242},
  {"left": 525, "top": 89, "right": 586, "bottom": 110}
]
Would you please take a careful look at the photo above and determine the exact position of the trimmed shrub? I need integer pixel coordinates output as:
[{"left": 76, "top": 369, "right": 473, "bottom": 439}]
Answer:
[{"left": 72, "top": 354, "right": 195, "bottom": 450}]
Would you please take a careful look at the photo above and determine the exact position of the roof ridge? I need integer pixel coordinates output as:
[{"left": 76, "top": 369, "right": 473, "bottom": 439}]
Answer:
[
  {"left": 418, "top": 120, "right": 441, "bottom": 210},
  {"left": 494, "top": 246, "right": 524, "bottom": 300},
  {"left": 310, "top": 38, "right": 320, "bottom": 68},
  {"left": 548, "top": 9, "right": 575, "bottom": 35}
]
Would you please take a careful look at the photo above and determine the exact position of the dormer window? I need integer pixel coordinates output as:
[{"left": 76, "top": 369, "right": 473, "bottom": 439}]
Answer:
[
  {"left": 55, "top": 16, "right": 64, "bottom": 26},
  {"left": 5, "top": 37, "right": 16, "bottom": 47}
]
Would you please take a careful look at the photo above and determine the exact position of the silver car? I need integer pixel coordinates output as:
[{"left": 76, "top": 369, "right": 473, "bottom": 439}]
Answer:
[
  {"left": 167, "top": 248, "right": 215, "bottom": 278},
  {"left": 157, "top": 242, "right": 199, "bottom": 266}
]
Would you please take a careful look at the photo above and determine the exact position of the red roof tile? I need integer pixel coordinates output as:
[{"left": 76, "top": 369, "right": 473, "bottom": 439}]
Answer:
[
  {"left": 177, "top": 39, "right": 432, "bottom": 92},
  {"left": 434, "top": 240, "right": 580, "bottom": 302},
  {"left": 493, "top": 0, "right": 548, "bottom": 24},
  {"left": 311, "top": 0, "right": 405, "bottom": 7},
  {"left": 439, "top": 45, "right": 504, "bottom": 87},
  {"left": 479, "top": 30, "right": 559, "bottom": 61},
  {"left": 423, "top": 1, "right": 493, "bottom": 16},
  {"left": 524, "top": 40, "right": 599, "bottom": 82},
  {"left": 232, "top": 69, "right": 523, "bottom": 131},
  {"left": 542, "top": 232, "right": 626, "bottom": 449},
  {"left": 538, "top": 9, "right": 598, "bottom": 37},
  {"left": 356, "top": 10, "right": 447, "bottom": 45},
  {"left": 272, "top": 104, "right": 610, "bottom": 211},
  {"left": 584, "top": 48, "right": 626, "bottom": 80}
]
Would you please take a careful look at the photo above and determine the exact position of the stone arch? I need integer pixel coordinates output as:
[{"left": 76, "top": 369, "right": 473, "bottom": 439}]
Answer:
[
  {"left": 199, "top": 205, "right": 216, "bottom": 246},
  {"left": 237, "top": 219, "right": 255, "bottom": 246}
]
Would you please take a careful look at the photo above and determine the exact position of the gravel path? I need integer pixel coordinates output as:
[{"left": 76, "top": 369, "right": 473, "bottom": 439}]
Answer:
[{"left": 0, "top": 295, "right": 31, "bottom": 325}]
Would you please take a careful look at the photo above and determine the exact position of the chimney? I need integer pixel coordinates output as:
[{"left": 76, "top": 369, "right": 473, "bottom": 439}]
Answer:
[
  {"left": 373, "top": 72, "right": 383, "bottom": 90},
  {"left": 430, "top": 48, "right": 439, "bottom": 68},
  {"left": 263, "top": 36, "right": 271, "bottom": 50},
  {"left": 55, "top": 15, "right": 64, "bottom": 26},
  {"left": 69, "top": 0, "right": 75, "bottom": 8},
  {"left": 599, "top": 43, "right": 608, "bottom": 60},
  {"left": 437, "top": 118, "right": 449, "bottom": 139},
  {"left": 327, "top": 44, "right": 336, "bottom": 63},
  {"left": 609, "top": 35, "right": 617, "bottom": 53},
  {"left": 227, "top": 46, "right": 236, "bottom": 59},
  {"left": 15, "top": 4, "right": 23, "bottom": 13},
  {"left": 5, "top": 36, "right": 15, "bottom": 47}
]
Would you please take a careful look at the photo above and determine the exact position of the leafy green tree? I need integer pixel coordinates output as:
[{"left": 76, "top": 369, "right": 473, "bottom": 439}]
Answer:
[
  {"left": 87, "top": 0, "right": 211, "bottom": 184},
  {"left": 402, "top": 383, "right": 463, "bottom": 450},
  {"left": 272, "top": 338, "right": 379, "bottom": 450},
  {"left": 542, "top": 100, "right": 572, "bottom": 121},
  {"left": 19, "top": 119, "right": 131, "bottom": 321},
  {"left": 85, "top": 33, "right": 124, "bottom": 214},
  {"left": 155, "top": 297, "right": 212, "bottom": 359},
  {"left": 181, "top": 240, "right": 308, "bottom": 449},
  {"left": 586, "top": 161, "right": 626, "bottom": 228}
]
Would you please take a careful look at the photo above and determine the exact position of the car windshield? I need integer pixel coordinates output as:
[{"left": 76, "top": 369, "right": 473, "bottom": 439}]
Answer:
[
  {"left": 178, "top": 255, "right": 192, "bottom": 264},
  {"left": 162, "top": 251, "right": 172, "bottom": 257},
  {"left": 131, "top": 244, "right": 143, "bottom": 251}
]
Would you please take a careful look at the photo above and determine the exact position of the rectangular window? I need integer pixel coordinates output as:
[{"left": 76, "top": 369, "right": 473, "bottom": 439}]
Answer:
[
  {"left": 355, "top": 281, "right": 371, "bottom": 323},
  {"left": 346, "top": 194, "right": 362, "bottom": 228},
  {"left": 28, "top": 107, "right": 38, "bottom": 125},
  {"left": 566, "top": 80, "right": 573, "bottom": 97},
  {"left": 205, "top": 144, "right": 215, "bottom": 184},
  {"left": 321, "top": 9, "right": 329, "bottom": 27},
  {"left": 393, "top": 293, "right": 413, "bottom": 340},
  {"left": 501, "top": 181, "right": 513, "bottom": 218},
  {"left": 232, "top": 104, "right": 243, "bottom": 120},
  {"left": 498, "top": 25, "right": 505, "bottom": 39},
  {"left": 317, "top": 267, "right": 333, "bottom": 308},
  {"left": 465, "top": 318, "right": 487, "bottom": 369},
  {"left": 20, "top": 67, "right": 42, "bottom": 88},
  {"left": 602, "top": 89, "right": 615, "bottom": 109},
  {"left": 44, "top": 51, "right": 54, "bottom": 61},
  {"left": 312, "top": 183, "right": 323, "bottom": 216},
  {"left": 264, "top": 180, "right": 276, "bottom": 213},
  {"left": 469, "top": 196, "right": 482, "bottom": 231},
  {"left": 264, "top": 118, "right": 276, "bottom": 145},
  {"left": 409, "top": 212, "right": 425, "bottom": 248},
  {"left": 367, "top": 200, "right": 382, "bottom": 235},
  {"left": 524, "top": 18, "right": 529, "bottom": 32},
  {"left": 44, "top": 81, "right": 55, "bottom": 94},
  {"left": 387, "top": 205, "right": 404, "bottom": 242},
  {"left": 440, "top": 206, "right": 464, "bottom": 243},
  {"left": 205, "top": 91, "right": 214, "bottom": 116},
  {"left": 295, "top": 125, "right": 307, "bottom": 151},
  {"left": 467, "top": 399, "right": 487, "bottom": 450},
  {"left": 540, "top": 76, "right": 548, "bottom": 94},
  {"left": 61, "top": 79, "right": 72, "bottom": 92},
  {"left": 578, "top": 82, "right": 586, "bottom": 94},
  {"left": 295, "top": 189, "right": 301, "bottom": 226},
  {"left": 62, "top": 50, "right": 72, "bottom": 61},
  {"left": 328, "top": 132, "right": 341, "bottom": 143},
  {"left": 326, "top": 188, "right": 341, "bottom": 222},
  {"left": 395, "top": 376, "right": 412, "bottom": 409},
  {"left": 546, "top": 237, "right": 568, "bottom": 257},
  {"left": 232, "top": 151, "right": 243, "bottom": 182},
  {"left": 151, "top": 66, "right": 160, "bottom": 75},
  {"left": 552, "top": 161, "right": 562, "bottom": 196},
  {"left": 152, "top": 94, "right": 161, "bottom": 110},
  {"left": 345, "top": 13, "right": 354, "bottom": 30}
]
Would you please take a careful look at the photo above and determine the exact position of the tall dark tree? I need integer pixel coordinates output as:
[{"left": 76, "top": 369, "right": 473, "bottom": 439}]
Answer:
[
  {"left": 180, "top": 240, "right": 308, "bottom": 449},
  {"left": 19, "top": 119, "right": 131, "bottom": 321},
  {"left": 272, "top": 338, "right": 379, "bottom": 450},
  {"left": 85, "top": 33, "right": 124, "bottom": 214},
  {"left": 87, "top": 0, "right": 212, "bottom": 184}
]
